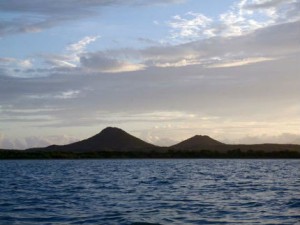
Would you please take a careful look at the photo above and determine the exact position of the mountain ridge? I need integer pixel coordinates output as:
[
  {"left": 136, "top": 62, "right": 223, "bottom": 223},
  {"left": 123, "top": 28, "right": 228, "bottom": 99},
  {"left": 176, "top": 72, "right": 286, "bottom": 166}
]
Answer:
[
  {"left": 1, "top": 127, "right": 300, "bottom": 159},
  {"left": 26, "top": 127, "right": 300, "bottom": 152},
  {"left": 14, "top": 126, "right": 300, "bottom": 153}
]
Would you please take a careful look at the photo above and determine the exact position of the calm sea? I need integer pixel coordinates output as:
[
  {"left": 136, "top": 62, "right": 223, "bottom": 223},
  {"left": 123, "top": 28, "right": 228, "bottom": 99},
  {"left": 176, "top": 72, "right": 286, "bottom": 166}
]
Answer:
[{"left": 0, "top": 159, "right": 299, "bottom": 225}]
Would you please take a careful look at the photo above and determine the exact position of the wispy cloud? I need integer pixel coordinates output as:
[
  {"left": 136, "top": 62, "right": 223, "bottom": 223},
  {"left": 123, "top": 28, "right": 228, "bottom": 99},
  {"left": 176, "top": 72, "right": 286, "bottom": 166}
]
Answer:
[
  {"left": 28, "top": 90, "right": 81, "bottom": 100},
  {"left": 207, "top": 57, "right": 275, "bottom": 68},
  {"left": 168, "top": 12, "right": 213, "bottom": 40},
  {"left": 43, "top": 35, "right": 100, "bottom": 69},
  {"left": 67, "top": 36, "right": 100, "bottom": 58},
  {"left": 0, "top": 0, "right": 184, "bottom": 36},
  {"left": 166, "top": 0, "right": 300, "bottom": 39}
]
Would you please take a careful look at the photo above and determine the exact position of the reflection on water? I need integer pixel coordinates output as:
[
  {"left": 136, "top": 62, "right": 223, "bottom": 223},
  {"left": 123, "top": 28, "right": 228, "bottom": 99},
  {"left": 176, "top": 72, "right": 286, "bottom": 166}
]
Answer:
[{"left": 0, "top": 159, "right": 299, "bottom": 224}]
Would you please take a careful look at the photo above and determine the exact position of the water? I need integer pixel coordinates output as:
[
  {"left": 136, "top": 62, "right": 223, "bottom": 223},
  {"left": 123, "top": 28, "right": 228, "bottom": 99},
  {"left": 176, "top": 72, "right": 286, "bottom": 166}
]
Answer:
[{"left": 0, "top": 159, "right": 299, "bottom": 225}]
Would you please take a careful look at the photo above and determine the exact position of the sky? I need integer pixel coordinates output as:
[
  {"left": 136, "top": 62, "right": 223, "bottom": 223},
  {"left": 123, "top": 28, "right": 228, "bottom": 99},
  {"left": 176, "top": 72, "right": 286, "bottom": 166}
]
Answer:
[{"left": 0, "top": 0, "right": 300, "bottom": 149}]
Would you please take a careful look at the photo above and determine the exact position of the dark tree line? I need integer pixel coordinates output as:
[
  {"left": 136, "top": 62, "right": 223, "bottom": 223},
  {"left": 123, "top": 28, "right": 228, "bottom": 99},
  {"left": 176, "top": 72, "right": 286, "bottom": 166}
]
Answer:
[{"left": 0, "top": 149, "right": 300, "bottom": 159}]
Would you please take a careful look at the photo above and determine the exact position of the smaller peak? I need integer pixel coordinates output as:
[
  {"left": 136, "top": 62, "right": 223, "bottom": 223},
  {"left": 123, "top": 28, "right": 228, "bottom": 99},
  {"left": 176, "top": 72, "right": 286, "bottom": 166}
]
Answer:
[{"left": 171, "top": 134, "right": 224, "bottom": 149}]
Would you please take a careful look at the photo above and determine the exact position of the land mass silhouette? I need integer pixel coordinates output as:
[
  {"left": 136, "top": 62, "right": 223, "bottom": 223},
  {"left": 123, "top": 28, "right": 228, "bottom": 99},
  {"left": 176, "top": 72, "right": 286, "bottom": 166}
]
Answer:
[
  {"left": 1, "top": 127, "right": 300, "bottom": 159},
  {"left": 33, "top": 127, "right": 156, "bottom": 152},
  {"left": 171, "top": 135, "right": 225, "bottom": 150}
]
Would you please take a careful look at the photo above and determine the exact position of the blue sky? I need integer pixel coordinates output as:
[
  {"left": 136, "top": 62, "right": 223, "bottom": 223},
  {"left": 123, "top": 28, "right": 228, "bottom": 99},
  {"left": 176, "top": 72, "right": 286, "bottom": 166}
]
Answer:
[
  {"left": 0, "top": 1, "right": 233, "bottom": 58},
  {"left": 0, "top": 0, "right": 300, "bottom": 148}
]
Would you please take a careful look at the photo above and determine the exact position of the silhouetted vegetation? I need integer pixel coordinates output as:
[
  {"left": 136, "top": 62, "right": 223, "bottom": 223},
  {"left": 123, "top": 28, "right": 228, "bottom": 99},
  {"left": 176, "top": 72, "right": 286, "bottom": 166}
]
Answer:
[{"left": 1, "top": 149, "right": 299, "bottom": 159}]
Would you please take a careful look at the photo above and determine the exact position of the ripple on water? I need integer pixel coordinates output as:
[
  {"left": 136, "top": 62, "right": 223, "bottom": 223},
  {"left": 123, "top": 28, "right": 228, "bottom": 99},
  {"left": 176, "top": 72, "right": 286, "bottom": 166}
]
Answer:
[{"left": 0, "top": 159, "right": 299, "bottom": 225}]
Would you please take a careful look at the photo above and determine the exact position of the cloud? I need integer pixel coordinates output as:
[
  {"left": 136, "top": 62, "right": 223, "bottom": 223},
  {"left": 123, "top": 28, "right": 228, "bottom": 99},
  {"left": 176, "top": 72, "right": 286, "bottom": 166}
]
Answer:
[
  {"left": 80, "top": 52, "right": 145, "bottom": 73},
  {"left": 66, "top": 36, "right": 100, "bottom": 57},
  {"left": 245, "top": 0, "right": 295, "bottom": 9},
  {"left": 0, "top": 57, "right": 33, "bottom": 68},
  {"left": 1, "top": 52, "right": 299, "bottom": 125},
  {"left": 0, "top": 57, "right": 16, "bottom": 64},
  {"left": 0, "top": 133, "right": 80, "bottom": 149},
  {"left": 0, "top": 57, "right": 34, "bottom": 78},
  {"left": 1, "top": 51, "right": 299, "bottom": 147},
  {"left": 0, "top": 0, "right": 184, "bottom": 36},
  {"left": 18, "top": 59, "right": 33, "bottom": 68},
  {"left": 93, "top": 19, "right": 300, "bottom": 69},
  {"left": 1, "top": 0, "right": 299, "bottom": 148},
  {"left": 243, "top": 0, "right": 300, "bottom": 23},
  {"left": 139, "top": 132, "right": 177, "bottom": 146},
  {"left": 42, "top": 35, "right": 100, "bottom": 69},
  {"left": 3, "top": 16, "right": 299, "bottom": 78},
  {"left": 1, "top": 35, "right": 100, "bottom": 78},
  {"left": 168, "top": 12, "right": 213, "bottom": 39},
  {"left": 166, "top": 0, "right": 300, "bottom": 39},
  {"left": 237, "top": 133, "right": 300, "bottom": 144},
  {"left": 4, "top": 1, "right": 298, "bottom": 77},
  {"left": 1, "top": 17, "right": 300, "bottom": 77},
  {"left": 24, "top": 135, "right": 80, "bottom": 148},
  {"left": 44, "top": 58, "right": 77, "bottom": 68},
  {"left": 28, "top": 90, "right": 81, "bottom": 100},
  {"left": 207, "top": 57, "right": 275, "bottom": 68}
]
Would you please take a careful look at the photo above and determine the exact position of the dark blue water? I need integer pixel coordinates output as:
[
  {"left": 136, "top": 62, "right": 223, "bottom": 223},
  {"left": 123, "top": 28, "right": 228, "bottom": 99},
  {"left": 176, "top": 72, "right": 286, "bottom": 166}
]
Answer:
[{"left": 0, "top": 159, "right": 299, "bottom": 225}]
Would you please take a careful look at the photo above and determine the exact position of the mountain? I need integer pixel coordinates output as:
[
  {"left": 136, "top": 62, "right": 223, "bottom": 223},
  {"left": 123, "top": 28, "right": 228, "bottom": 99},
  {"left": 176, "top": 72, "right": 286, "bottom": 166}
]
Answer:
[
  {"left": 2, "top": 128, "right": 298, "bottom": 158},
  {"left": 170, "top": 135, "right": 225, "bottom": 150},
  {"left": 29, "top": 127, "right": 157, "bottom": 152},
  {"left": 20, "top": 127, "right": 300, "bottom": 155}
]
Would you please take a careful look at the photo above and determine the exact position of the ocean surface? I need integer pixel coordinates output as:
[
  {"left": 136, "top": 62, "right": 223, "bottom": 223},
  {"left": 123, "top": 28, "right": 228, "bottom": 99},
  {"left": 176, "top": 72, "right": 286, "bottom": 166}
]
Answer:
[{"left": 0, "top": 159, "right": 299, "bottom": 225}]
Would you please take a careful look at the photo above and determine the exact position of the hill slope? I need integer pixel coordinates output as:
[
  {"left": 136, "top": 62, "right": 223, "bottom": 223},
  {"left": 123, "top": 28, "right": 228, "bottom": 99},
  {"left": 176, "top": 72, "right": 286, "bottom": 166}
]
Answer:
[
  {"left": 170, "top": 135, "right": 225, "bottom": 150},
  {"left": 29, "top": 127, "right": 157, "bottom": 152}
]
